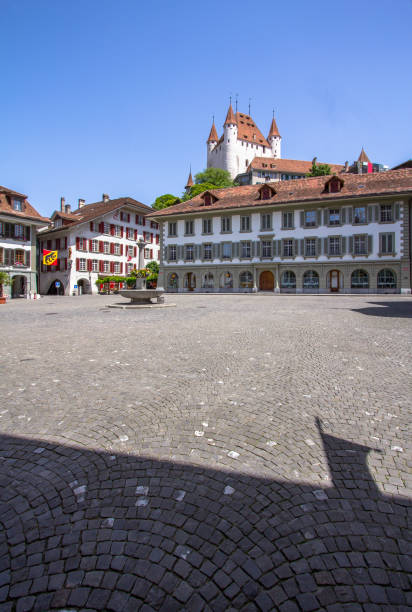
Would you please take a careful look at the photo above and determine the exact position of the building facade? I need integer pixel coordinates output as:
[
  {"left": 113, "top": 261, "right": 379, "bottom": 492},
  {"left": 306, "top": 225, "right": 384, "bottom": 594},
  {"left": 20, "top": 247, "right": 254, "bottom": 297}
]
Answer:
[
  {"left": 39, "top": 195, "right": 159, "bottom": 296},
  {"left": 0, "top": 185, "right": 48, "bottom": 298},
  {"left": 149, "top": 169, "right": 412, "bottom": 295},
  {"left": 236, "top": 157, "right": 346, "bottom": 186}
]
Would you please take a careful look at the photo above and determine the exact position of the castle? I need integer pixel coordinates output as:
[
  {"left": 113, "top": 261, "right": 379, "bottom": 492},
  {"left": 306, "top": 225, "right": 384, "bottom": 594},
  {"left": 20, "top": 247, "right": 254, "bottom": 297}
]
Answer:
[{"left": 206, "top": 104, "right": 281, "bottom": 180}]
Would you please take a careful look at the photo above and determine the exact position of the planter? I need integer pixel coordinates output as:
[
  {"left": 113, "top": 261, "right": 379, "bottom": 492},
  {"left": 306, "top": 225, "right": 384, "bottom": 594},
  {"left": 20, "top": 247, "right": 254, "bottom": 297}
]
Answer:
[{"left": 0, "top": 297, "right": 6, "bottom": 304}]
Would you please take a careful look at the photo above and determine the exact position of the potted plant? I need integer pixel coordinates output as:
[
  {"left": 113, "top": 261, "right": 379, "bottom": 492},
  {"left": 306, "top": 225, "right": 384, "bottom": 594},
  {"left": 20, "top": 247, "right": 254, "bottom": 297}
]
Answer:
[
  {"left": 145, "top": 261, "right": 159, "bottom": 289},
  {"left": 0, "top": 271, "right": 11, "bottom": 304}
]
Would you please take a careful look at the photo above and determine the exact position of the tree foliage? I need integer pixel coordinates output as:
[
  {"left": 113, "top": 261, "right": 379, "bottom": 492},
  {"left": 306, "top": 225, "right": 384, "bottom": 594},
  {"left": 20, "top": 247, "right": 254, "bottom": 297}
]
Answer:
[
  {"left": 152, "top": 194, "right": 181, "bottom": 210},
  {"left": 194, "top": 167, "right": 233, "bottom": 187},
  {"left": 145, "top": 260, "right": 159, "bottom": 275},
  {"left": 306, "top": 160, "right": 331, "bottom": 177}
]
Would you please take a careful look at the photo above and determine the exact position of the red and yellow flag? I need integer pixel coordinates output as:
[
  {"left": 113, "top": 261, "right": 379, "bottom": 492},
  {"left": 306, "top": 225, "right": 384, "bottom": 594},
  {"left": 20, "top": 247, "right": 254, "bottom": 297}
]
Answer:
[{"left": 43, "top": 250, "right": 58, "bottom": 265}]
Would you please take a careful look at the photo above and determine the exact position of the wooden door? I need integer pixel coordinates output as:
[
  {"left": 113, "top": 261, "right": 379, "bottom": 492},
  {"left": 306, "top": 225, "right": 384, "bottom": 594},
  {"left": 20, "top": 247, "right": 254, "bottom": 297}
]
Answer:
[
  {"left": 330, "top": 270, "right": 340, "bottom": 292},
  {"left": 259, "top": 271, "right": 274, "bottom": 291}
]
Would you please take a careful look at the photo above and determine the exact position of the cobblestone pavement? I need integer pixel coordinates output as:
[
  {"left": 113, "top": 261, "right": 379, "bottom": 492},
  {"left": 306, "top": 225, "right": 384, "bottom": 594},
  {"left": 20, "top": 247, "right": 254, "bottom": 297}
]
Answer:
[{"left": 0, "top": 293, "right": 411, "bottom": 611}]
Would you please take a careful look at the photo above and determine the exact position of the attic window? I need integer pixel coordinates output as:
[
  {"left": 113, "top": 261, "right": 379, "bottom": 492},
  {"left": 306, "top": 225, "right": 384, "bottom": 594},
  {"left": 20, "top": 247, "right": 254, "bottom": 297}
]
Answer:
[
  {"left": 13, "top": 198, "right": 22, "bottom": 211},
  {"left": 259, "top": 185, "right": 275, "bottom": 200},
  {"left": 325, "top": 176, "right": 344, "bottom": 193},
  {"left": 201, "top": 191, "right": 218, "bottom": 206}
]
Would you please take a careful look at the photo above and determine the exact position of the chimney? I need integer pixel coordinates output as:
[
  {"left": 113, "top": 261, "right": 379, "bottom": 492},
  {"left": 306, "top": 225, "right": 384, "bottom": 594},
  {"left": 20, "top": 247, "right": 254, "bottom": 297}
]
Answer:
[
  {"left": 65, "top": 204, "right": 71, "bottom": 214},
  {"left": 102, "top": 193, "right": 109, "bottom": 203},
  {"left": 60, "top": 197, "right": 65, "bottom": 212},
  {"left": 78, "top": 198, "right": 85, "bottom": 208},
  {"left": 344, "top": 161, "right": 349, "bottom": 172}
]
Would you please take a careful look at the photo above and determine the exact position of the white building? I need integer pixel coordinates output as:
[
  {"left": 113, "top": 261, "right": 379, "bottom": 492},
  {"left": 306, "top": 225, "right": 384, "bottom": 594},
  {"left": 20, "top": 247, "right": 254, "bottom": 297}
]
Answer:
[
  {"left": 0, "top": 185, "right": 48, "bottom": 298},
  {"left": 149, "top": 169, "right": 412, "bottom": 295},
  {"left": 39, "top": 195, "right": 159, "bottom": 295}
]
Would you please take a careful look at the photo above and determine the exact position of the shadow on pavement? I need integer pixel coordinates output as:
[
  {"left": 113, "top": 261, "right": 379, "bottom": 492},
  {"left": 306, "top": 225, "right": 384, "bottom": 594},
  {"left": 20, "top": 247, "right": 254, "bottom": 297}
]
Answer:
[
  {"left": 351, "top": 301, "right": 412, "bottom": 319},
  {"left": 0, "top": 419, "right": 410, "bottom": 610}
]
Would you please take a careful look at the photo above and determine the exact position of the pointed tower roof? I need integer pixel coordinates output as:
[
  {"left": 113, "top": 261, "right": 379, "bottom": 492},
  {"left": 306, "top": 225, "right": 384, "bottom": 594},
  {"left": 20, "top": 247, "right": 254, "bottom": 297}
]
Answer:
[
  {"left": 268, "top": 116, "right": 280, "bottom": 139},
  {"left": 207, "top": 121, "right": 218, "bottom": 143},
  {"left": 185, "top": 170, "right": 194, "bottom": 190},
  {"left": 358, "top": 147, "right": 371, "bottom": 163},
  {"left": 224, "top": 104, "right": 237, "bottom": 126}
]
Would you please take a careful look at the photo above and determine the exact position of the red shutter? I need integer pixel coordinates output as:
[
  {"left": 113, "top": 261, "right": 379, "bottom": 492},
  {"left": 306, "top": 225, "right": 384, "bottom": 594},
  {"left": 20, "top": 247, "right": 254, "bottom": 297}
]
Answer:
[
  {"left": 110, "top": 243, "right": 114, "bottom": 254},
  {"left": 150, "top": 249, "right": 153, "bottom": 258},
  {"left": 110, "top": 224, "right": 115, "bottom": 236},
  {"left": 65, "top": 236, "right": 67, "bottom": 249},
  {"left": 156, "top": 235, "right": 159, "bottom": 245},
  {"left": 120, "top": 263, "right": 123, "bottom": 274},
  {"left": 134, "top": 247, "right": 137, "bottom": 257},
  {"left": 65, "top": 258, "right": 67, "bottom": 270},
  {"left": 99, "top": 241, "right": 104, "bottom": 253},
  {"left": 143, "top": 218, "right": 146, "bottom": 226},
  {"left": 120, "top": 226, "right": 124, "bottom": 237},
  {"left": 127, "top": 213, "right": 130, "bottom": 222},
  {"left": 151, "top": 233, "right": 153, "bottom": 243},
  {"left": 76, "top": 258, "right": 80, "bottom": 271},
  {"left": 135, "top": 215, "right": 138, "bottom": 224},
  {"left": 110, "top": 261, "right": 114, "bottom": 273},
  {"left": 90, "top": 222, "right": 94, "bottom": 231},
  {"left": 56, "top": 238, "right": 60, "bottom": 250},
  {"left": 98, "top": 222, "right": 103, "bottom": 233},
  {"left": 134, "top": 229, "right": 138, "bottom": 240},
  {"left": 76, "top": 237, "right": 80, "bottom": 250},
  {"left": 87, "top": 259, "right": 92, "bottom": 271},
  {"left": 120, "top": 244, "right": 123, "bottom": 255}
]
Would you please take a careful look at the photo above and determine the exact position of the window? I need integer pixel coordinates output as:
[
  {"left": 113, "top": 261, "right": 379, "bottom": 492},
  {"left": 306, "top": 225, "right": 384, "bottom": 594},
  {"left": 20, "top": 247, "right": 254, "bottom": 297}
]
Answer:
[
  {"left": 77, "top": 237, "right": 88, "bottom": 251},
  {"left": 261, "top": 213, "right": 272, "bottom": 230},
  {"left": 127, "top": 262, "right": 134, "bottom": 274},
  {"left": 377, "top": 269, "right": 396, "bottom": 288},
  {"left": 380, "top": 205, "right": 393, "bottom": 223},
  {"left": 305, "top": 238, "right": 316, "bottom": 257},
  {"left": 239, "top": 271, "right": 253, "bottom": 288},
  {"left": 185, "top": 220, "right": 194, "bottom": 235},
  {"left": 220, "top": 272, "right": 233, "bottom": 289},
  {"left": 328, "top": 236, "right": 341, "bottom": 256},
  {"left": 91, "top": 240, "right": 99, "bottom": 253},
  {"left": 305, "top": 211, "right": 317, "bottom": 227},
  {"left": 353, "top": 207, "right": 366, "bottom": 224},
  {"left": 282, "top": 212, "right": 294, "bottom": 229},
  {"left": 283, "top": 239, "right": 294, "bottom": 257},
  {"left": 221, "top": 217, "right": 231, "bottom": 233},
  {"left": 136, "top": 215, "right": 144, "bottom": 225},
  {"left": 14, "top": 250, "right": 25, "bottom": 264},
  {"left": 13, "top": 199, "right": 22, "bottom": 211},
  {"left": 127, "top": 245, "right": 134, "bottom": 257},
  {"left": 14, "top": 224, "right": 25, "bottom": 239},
  {"left": 114, "top": 243, "right": 121, "bottom": 255},
  {"left": 79, "top": 258, "right": 87, "bottom": 272},
  {"left": 203, "top": 219, "right": 212, "bottom": 234},
  {"left": 241, "top": 241, "right": 251, "bottom": 258},
  {"left": 222, "top": 243, "right": 232, "bottom": 259},
  {"left": 103, "top": 242, "right": 110, "bottom": 254},
  {"left": 380, "top": 233, "right": 394, "bottom": 254},
  {"left": 169, "top": 245, "right": 176, "bottom": 261},
  {"left": 185, "top": 245, "right": 194, "bottom": 261},
  {"left": 126, "top": 227, "right": 135, "bottom": 240},
  {"left": 203, "top": 244, "right": 212, "bottom": 260},
  {"left": 262, "top": 241, "right": 272, "bottom": 257},
  {"left": 303, "top": 270, "right": 319, "bottom": 289},
  {"left": 354, "top": 235, "right": 367, "bottom": 255},
  {"left": 202, "top": 272, "right": 214, "bottom": 289},
  {"left": 168, "top": 273, "right": 179, "bottom": 289},
  {"left": 240, "top": 216, "right": 251, "bottom": 232},
  {"left": 103, "top": 261, "right": 110, "bottom": 273},
  {"left": 328, "top": 209, "right": 340, "bottom": 225},
  {"left": 168, "top": 222, "right": 177, "bottom": 236},
  {"left": 281, "top": 271, "right": 296, "bottom": 288},
  {"left": 103, "top": 223, "right": 110, "bottom": 234},
  {"left": 92, "top": 260, "right": 98, "bottom": 272},
  {"left": 115, "top": 225, "right": 122, "bottom": 237},
  {"left": 113, "top": 262, "right": 120, "bottom": 274},
  {"left": 144, "top": 248, "right": 150, "bottom": 259},
  {"left": 351, "top": 270, "right": 369, "bottom": 288}
]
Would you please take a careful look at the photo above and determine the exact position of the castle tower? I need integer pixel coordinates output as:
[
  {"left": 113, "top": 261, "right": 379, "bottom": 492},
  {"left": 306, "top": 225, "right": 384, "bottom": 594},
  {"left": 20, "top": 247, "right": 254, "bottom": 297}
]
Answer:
[
  {"left": 185, "top": 169, "right": 194, "bottom": 194},
  {"left": 222, "top": 103, "right": 238, "bottom": 178},
  {"left": 268, "top": 114, "right": 281, "bottom": 159}
]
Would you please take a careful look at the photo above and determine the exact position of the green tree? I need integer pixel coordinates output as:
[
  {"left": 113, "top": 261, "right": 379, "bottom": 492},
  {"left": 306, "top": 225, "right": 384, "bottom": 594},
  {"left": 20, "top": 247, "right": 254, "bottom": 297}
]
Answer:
[
  {"left": 145, "top": 260, "right": 159, "bottom": 275},
  {"left": 306, "top": 159, "right": 331, "bottom": 177},
  {"left": 152, "top": 194, "right": 181, "bottom": 210},
  {"left": 194, "top": 167, "right": 233, "bottom": 187}
]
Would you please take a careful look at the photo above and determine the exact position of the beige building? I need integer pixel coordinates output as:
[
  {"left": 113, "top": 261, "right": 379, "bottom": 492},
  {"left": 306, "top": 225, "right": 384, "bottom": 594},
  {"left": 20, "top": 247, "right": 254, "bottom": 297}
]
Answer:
[{"left": 149, "top": 169, "right": 412, "bottom": 295}]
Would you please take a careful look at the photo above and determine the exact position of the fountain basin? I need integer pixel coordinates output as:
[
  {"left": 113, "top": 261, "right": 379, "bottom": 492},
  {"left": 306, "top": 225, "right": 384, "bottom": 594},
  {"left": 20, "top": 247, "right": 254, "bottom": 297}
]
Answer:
[{"left": 118, "top": 289, "right": 165, "bottom": 304}]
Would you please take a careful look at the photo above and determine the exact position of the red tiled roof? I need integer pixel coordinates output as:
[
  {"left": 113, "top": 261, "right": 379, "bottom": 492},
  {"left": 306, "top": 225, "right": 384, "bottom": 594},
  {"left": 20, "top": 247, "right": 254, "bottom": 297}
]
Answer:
[
  {"left": 358, "top": 148, "right": 371, "bottom": 163},
  {"left": 41, "top": 197, "right": 151, "bottom": 235},
  {"left": 247, "top": 157, "right": 345, "bottom": 175},
  {"left": 185, "top": 172, "right": 194, "bottom": 188},
  {"left": 148, "top": 168, "right": 412, "bottom": 217},
  {"left": 207, "top": 122, "right": 218, "bottom": 143},
  {"left": 0, "top": 185, "right": 49, "bottom": 223},
  {"left": 235, "top": 112, "right": 269, "bottom": 147},
  {"left": 224, "top": 104, "right": 237, "bottom": 126},
  {"left": 268, "top": 117, "right": 280, "bottom": 139}
]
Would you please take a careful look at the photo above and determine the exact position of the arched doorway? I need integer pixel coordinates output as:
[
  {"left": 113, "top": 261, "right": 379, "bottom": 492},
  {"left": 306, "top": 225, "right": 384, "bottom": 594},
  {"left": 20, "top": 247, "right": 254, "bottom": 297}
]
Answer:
[
  {"left": 12, "top": 275, "right": 26, "bottom": 298},
  {"left": 259, "top": 270, "right": 274, "bottom": 291},
  {"left": 327, "top": 270, "right": 342, "bottom": 292},
  {"left": 47, "top": 280, "right": 64, "bottom": 295},
  {"left": 77, "top": 278, "right": 91, "bottom": 295},
  {"left": 184, "top": 272, "right": 196, "bottom": 291}
]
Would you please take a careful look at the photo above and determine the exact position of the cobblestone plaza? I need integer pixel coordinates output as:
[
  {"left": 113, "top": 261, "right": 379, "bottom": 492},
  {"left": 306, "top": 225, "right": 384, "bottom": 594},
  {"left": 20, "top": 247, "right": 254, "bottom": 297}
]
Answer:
[{"left": 0, "top": 294, "right": 411, "bottom": 610}]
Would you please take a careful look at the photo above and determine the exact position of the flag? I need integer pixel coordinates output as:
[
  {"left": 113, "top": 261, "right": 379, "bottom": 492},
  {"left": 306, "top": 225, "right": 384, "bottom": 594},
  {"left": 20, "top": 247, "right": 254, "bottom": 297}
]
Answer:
[
  {"left": 127, "top": 255, "right": 132, "bottom": 261},
  {"left": 43, "top": 250, "right": 58, "bottom": 265},
  {"left": 367, "top": 162, "right": 373, "bottom": 173}
]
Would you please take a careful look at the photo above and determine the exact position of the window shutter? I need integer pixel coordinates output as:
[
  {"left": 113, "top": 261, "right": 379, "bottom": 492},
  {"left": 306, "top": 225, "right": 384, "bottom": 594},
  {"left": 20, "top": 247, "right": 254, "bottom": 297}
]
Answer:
[
  {"left": 348, "top": 207, "right": 353, "bottom": 223},
  {"left": 99, "top": 241, "right": 104, "bottom": 253},
  {"left": 143, "top": 218, "right": 146, "bottom": 226},
  {"left": 323, "top": 209, "right": 328, "bottom": 225},
  {"left": 120, "top": 226, "right": 124, "bottom": 237},
  {"left": 150, "top": 249, "right": 153, "bottom": 258},
  {"left": 99, "top": 261, "right": 103, "bottom": 273},
  {"left": 120, "top": 263, "right": 123, "bottom": 274},
  {"left": 90, "top": 222, "right": 93, "bottom": 231},
  {"left": 135, "top": 215, "right": 138, "bottom": 224},
  {"left": 110, "top": 243, "right": 114, "bottom": 255},
  {"left": 127, "top": 214, "right": 130, "bottom": 223},
  {"left": 65, "top": 237, "right": 67, "bottom": 249},
  {"left": 391, "top": 232, "right": 395, "bottom": 253},
  {"left": 395, "top": 203, "right": 401, "bottom": 220},
  {"left": 25, "top": 226, "right": 31, "bottom": 241},
  {"left": 317, "top": 210, "right": 322, "bottom": 226},
  {"left": 300, "top": 238, "right": 304, "bottom": 256},
  {"left": 47, "top": 240, "right": 52, "bottom": 250},
  {"left": 368, "top": 206, "right": 373, "bottom": 222},
  {"left": 349, "top": 236, "right": 354, "bottom": 254},
  {"left": 156, "top": 235, "right": 159, "bottom": 245},
  {"left": 324, "top": 237, "right": 329, "bottom": 255},
  {"left": 55, "top": 238, "right": 60, "bottom": 250},
  {"left": 134, "top": 229, "right": 137, "bottom": 240},
  {"left": 133, "top": 246, "right": 136, "bottom": 257},
  {"left": 110, "top": 224, "right": 115, "bottom": 236},
  {"left": 109, "top": 261, "right": 113, "bottom": 273},
  {"left": 341, "top": 208, "right": 346, "bottom": 224},
  {"left": 65, "top": 258, "right": 67, "bottom": 270},
  {"left": 341, "top": 236, "right": 346, "bottom": 254},
  {"left": 25, "top": 250, "right": 30, "bottom": 267},
  {"left": 255, "top": 241, "right": 261, "bottom": 257},
  {"left": 300, "top": 211, "right": 304, "bottom": 227},
  {"left": 374, "top": 205, "right": 379, "bottom": 222},
  {"left": 76, "top": 237, "right": 80, "bottom": 250},
  {"left": 119, "top": 244, "right": 123, "bottom": 255},
  {"left": 177, "top": 246, "right": 183, "bottom": 260},
  {"left": 76, "top": 258, "right": 80, "bottom": 271},
  {"left": 99, "top": 222, "right": 104, "bottom": 233},
  {"left": 368, "top": 235, "right": 372, "bottom": 254},
  {"left": 317, "top": 238, "right": 322, "bottom": 256},
  {"left": 293, "top": 239, "right": 297, "bottom": 257}
]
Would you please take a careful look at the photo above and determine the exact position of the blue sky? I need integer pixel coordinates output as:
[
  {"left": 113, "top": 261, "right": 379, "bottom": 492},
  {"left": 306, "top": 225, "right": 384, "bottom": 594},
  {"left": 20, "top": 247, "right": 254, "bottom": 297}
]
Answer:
[{"left": 1, "top": 0, "right": 411, "bottom": 216}]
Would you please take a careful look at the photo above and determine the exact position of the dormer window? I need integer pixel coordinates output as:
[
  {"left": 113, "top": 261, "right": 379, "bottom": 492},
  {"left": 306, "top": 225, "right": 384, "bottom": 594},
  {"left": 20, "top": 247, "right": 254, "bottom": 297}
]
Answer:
[
  {"left": 201, "top": 191, "right": 218, "bottom": 207},
  {"left": 258, "top": 185, "right": 275, "bottom": 200},
  {"left": 13, "top": 198, "right": 22, "bottom": 211},
  {"left": 325, "top": 176, "right": 344, "bottom": 193}
]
